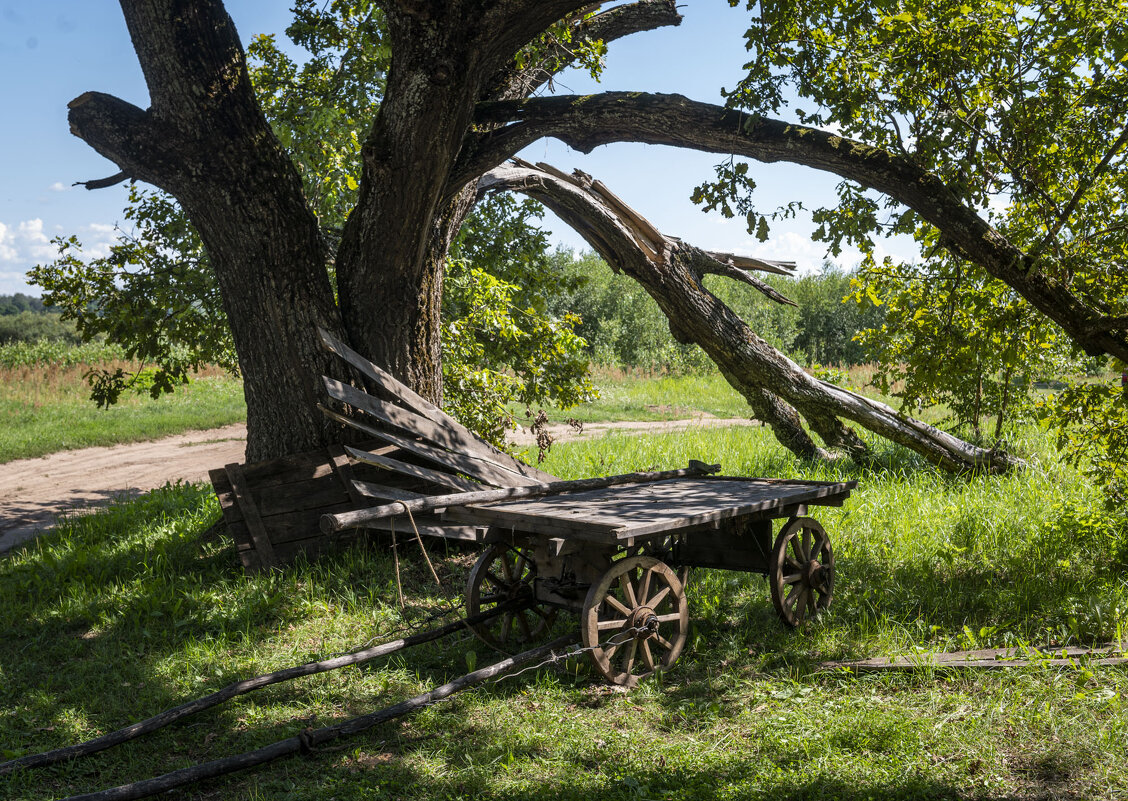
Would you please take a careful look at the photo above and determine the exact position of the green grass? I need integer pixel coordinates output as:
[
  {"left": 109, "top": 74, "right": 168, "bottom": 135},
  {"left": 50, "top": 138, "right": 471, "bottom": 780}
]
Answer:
[
  {"left": 0, "top": 363, "right": 245, "bottom": 463},
  {"left": 518, "top": 367, "right": 753, "bottom": 424},
  {"left": 2, "top": 420, "right": 1126, "bottom": 799}
]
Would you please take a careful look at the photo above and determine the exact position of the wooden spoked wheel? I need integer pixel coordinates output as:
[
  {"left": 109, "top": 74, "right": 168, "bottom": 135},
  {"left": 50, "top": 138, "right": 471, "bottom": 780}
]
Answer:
[
  {"left": 465, "top": 544, "right": 556, "bottom": 650},
  {"left": 770, "top": 516, "right": 834, "bottom": 628},
  {"left": 581, "top": 555, "right": 689, "bottom": 687}
]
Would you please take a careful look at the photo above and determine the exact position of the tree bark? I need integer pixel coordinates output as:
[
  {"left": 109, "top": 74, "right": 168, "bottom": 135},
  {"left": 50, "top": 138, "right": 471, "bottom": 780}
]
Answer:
[
  {"left": 462, "top": 93, "right": 1128, "bottom": 363},
  {"left": 70, "top": 0, "right": 346, "bottom": 461},
  {"left": 481, "top": 162, "right": 1022, "bottom": 474}
]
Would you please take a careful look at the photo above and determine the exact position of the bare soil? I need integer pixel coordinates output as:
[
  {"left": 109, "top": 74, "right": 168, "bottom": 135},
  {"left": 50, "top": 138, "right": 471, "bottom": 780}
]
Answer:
[{"left": 0, "top": 414, "right": 757, "bottom": 554}]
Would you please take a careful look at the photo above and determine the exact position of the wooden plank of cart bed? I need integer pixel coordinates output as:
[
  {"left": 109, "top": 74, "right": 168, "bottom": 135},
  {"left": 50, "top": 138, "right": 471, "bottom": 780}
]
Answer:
[
  {"left": 319, "top": 329, "right": 555, "bottom": 483},
  {"left": 445, "top": 478, "right": 855, "bottom": 541}
]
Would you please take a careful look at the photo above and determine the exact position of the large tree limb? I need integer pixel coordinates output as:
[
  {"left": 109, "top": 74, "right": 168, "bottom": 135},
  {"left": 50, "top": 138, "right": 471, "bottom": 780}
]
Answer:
[
  {"left": 460, "top": 92, "right": 1128, "bottom": 362},
  {"left": 485, "top": 1, "right": 682, "bottom": 101},
  {"left": 481, "top": 162, "right": 1023, "bottom": 474}
]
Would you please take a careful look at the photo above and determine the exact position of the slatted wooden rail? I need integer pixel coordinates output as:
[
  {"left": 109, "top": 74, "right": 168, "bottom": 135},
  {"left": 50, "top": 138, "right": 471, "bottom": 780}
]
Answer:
[{"left": 210, "top": 328, "right": 555, "bottom": 572}]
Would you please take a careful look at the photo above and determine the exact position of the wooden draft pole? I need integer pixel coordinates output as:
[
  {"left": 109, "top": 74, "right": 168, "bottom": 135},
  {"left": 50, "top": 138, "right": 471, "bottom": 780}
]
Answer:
[
  {"left": 58, "top": 634, "right": 579, "bottom": 801},
  {"left": 321, "top": 460, "right": 722, "bottom": 533},
  {"left": 0, "top": 604, "right": 523, "bottom": 776}
]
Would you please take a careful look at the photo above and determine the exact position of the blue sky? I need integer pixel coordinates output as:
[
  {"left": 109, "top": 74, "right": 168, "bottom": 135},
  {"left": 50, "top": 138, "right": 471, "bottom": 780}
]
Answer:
[{"left": 0, "top": 1, "right": 902, "bottom": 296}]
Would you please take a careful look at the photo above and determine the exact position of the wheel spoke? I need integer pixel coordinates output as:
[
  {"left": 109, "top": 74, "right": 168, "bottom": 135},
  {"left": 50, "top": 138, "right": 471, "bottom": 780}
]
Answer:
[
  {"left": 653, "top": 633, "right": 674, "bottom": 651},
  {"left": 794, "top": 591, "right": 812, "bottom": 627},
  {"left": 812, "top": 531, "right": 827, "bottom": 560},
  {"left": 786, "top": 584, "right": 804, "bottom": 611},
  {"left": 605, "top": 594, "right": 632, "bottom": 617},
  {"left": 783, "top": 571, "right": 803, "bottom": 585},
  {"left": 500, "top": 553, "right": 515, "bottom": 582},
  {"left": 621, "top": 638, "right": 638, "bottom": 675},
  {"left": 479, "top": 592, "right": 507, "bottom": 604},
  {"left": 641, "top": 640, "right": 656, "bottom": 671},
  {"left": 638, "top": 568, "right": 653, "bottom": 608},
  {"left": 597, "top": 617, "right": 630, "bottom": 632},
  {"left": 620, "top": 573, "right": 639, "bottom": 608},
  {"left": 806, "top": 590, "right": 817, "bottom": 617},
  {"left": 646, "top": 584, "right": 672, "bottom": 609},
  {"left": 515, "top": 552, "right": 528, "bottom": 580},
  {"left": 801, "top": 527, "right": 811, "bottom": 560},
  {"left": 499, "top": 612, "right": 514, "bottom": 642},
  {"left": 484, "top": 571, "right": 506, "bottom": 589},
  {"left": 654, "top": 612, "right": 683, "bottom": 624},
  {"left": 516, "top": 610, "right": 533, "bottom": 640}
]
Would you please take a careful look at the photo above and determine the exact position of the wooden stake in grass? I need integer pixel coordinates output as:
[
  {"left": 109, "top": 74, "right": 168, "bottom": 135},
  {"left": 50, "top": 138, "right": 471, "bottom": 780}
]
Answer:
[{"left": 58, "top": 633, "right": 579, "bottom": 801}]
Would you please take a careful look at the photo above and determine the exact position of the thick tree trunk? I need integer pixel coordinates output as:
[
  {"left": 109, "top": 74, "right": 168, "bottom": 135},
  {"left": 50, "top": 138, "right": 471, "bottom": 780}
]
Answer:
[
  {"left": 482, "top": 163, "right": 1022, "bottom": 474},
  {"left": 70, "top": 0, "right": 346, "bottom": 461}
]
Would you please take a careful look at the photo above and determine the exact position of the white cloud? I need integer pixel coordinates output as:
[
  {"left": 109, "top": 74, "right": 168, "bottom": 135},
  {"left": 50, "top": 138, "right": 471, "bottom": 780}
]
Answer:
[
  {"left": 48, "top": 181, "right": 69, "bottom": 192},
  {"left": 0, "top": 222, "right": 16, "bottom": 262},
  {"left": 0, "top": 218, "right": 116, "bottom": 295}
]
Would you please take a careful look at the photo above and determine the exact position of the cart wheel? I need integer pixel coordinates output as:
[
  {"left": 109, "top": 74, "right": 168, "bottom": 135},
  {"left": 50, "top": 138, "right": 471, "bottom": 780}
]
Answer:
[
  {"left": 581, "top": 555, "right": 689, "bottom": 688},
  {"left": 465, "top": 544, "right": 556, "bottom": 650},
  {"left": 770, "top": 516, "right": 834, "bottom": 628}
]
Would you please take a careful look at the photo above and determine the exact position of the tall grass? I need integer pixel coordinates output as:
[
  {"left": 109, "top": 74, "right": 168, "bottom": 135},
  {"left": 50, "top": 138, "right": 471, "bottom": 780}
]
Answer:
[{"left": 0, "top": 346, "right": 245, "bottom": 463}]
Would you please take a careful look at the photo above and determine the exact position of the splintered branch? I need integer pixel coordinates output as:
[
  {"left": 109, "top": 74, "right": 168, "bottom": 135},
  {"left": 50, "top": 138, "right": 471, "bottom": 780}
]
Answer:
[{"left": 480, "top": 161, "right": 1022, "bottom": 474}]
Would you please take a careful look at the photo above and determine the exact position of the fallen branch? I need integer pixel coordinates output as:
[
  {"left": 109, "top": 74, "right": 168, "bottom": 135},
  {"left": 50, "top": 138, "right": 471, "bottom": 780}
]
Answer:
[
  {"left": 821, "top": 645, "right": 1128, "bottom": 673},
  {"left": 0, "top": 603, "right": 522, "bottom": 776},
  {"left": 60, "top": 633, "right": 578, "bottom": 801}
]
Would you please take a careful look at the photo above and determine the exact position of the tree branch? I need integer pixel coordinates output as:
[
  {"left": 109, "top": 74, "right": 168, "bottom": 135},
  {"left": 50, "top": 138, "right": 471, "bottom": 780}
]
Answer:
[
  {"left": 458, "top": 92, "right": 1128, "bottom": 361},
  {"left": 480, "top": 161, "right": 1022, "bottom": 474},
  {"left": 73, "top": 171, "right": 130, "bottom": 191},
  {"left": 485, "top": 1, "right": 682, "bottom": 101}
]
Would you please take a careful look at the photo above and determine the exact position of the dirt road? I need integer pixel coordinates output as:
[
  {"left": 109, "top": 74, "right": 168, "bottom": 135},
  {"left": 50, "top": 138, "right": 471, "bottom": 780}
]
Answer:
[{"left": 0, "top": 414, "right": 756, "bottom": 554}]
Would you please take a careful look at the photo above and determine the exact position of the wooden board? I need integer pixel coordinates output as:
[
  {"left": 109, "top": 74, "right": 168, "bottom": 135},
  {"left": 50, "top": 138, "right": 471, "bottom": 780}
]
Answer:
[
  {"left": 319, "top": 328, "right": 556, "bottom": 483},
  {"left": 345, "top": 444, "right": 481, "bottom": 493},
  {"left": 320, "top": 404, "right": 535, "bottom": 488},
  {"left": 443, "top": 477, "right": 855, "bottom": 543}
]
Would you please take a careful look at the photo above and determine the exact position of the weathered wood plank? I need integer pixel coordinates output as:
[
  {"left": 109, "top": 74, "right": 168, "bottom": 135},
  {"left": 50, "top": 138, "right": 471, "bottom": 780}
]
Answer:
[
  {"left": 447, "top": 478, "right": 856, "bottom": 541},
  {"left": 318, "top": 328, "right": 556, "bottom": 482},
  {"left": 320, "top": 404, "right": 536, "bottom": 488},
  {"left": 324, "top": 377, "right": 542, "bottom": 485},
  {"left": 351, "top": 480, "right": 428, "bottom": 503},
  {"left": 224, "top": 463, "right": 277, "bottom": 570},
  {"left": 327, "top": 444, "right": 365, "bottom": 507},
  {"left": 358, "top": 518, "right": 488, "bottom": 542},
  {"left": 822, "top": 646, "right": 1128, "bottom": 672},
  {"left": 321, "top": 462, "right": 721, "bottom": 533},
  {"left": 344, "top": 445, "right": 481, "bottom": 493}
]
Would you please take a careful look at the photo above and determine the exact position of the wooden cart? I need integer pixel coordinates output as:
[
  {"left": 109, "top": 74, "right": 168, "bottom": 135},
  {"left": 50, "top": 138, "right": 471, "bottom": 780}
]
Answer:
[
  {"left": 215, "top": 329, "right": 856, "bottom": 686},
  {"left": 443, "top": 475, "right": 855, "bottom": 686}
]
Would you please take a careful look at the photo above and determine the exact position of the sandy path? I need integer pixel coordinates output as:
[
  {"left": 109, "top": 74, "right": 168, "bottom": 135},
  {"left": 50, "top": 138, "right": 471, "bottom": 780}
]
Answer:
[
  {"left": 0, "top": 424, "right": 248, "bottom": 553},
  {"left": 0, "top": 415, "right": 757, "bottom": 554}
]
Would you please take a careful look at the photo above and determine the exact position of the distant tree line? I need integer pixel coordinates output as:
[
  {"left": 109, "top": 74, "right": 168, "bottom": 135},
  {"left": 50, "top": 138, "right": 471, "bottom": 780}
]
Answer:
[
  {"left": 0, "top": 294, "right": 81, "bottom": 346},
  {"left": 546, "top": 250, "right": 883, "bottom": 372}
]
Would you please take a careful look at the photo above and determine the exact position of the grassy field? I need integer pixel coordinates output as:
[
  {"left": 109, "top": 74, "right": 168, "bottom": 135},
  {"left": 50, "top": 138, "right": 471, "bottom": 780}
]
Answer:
[
  {"left": 0, "top": 342, "right": 245, "bottom": 463},
  {"left": 2, "top": 404, "right": 1126, "bottom": 799}
]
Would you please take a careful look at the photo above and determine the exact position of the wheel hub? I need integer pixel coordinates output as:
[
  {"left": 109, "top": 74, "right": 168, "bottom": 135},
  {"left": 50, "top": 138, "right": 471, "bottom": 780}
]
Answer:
[{"left": 625, "top": 606, "right": 658, "bottom": 639}]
